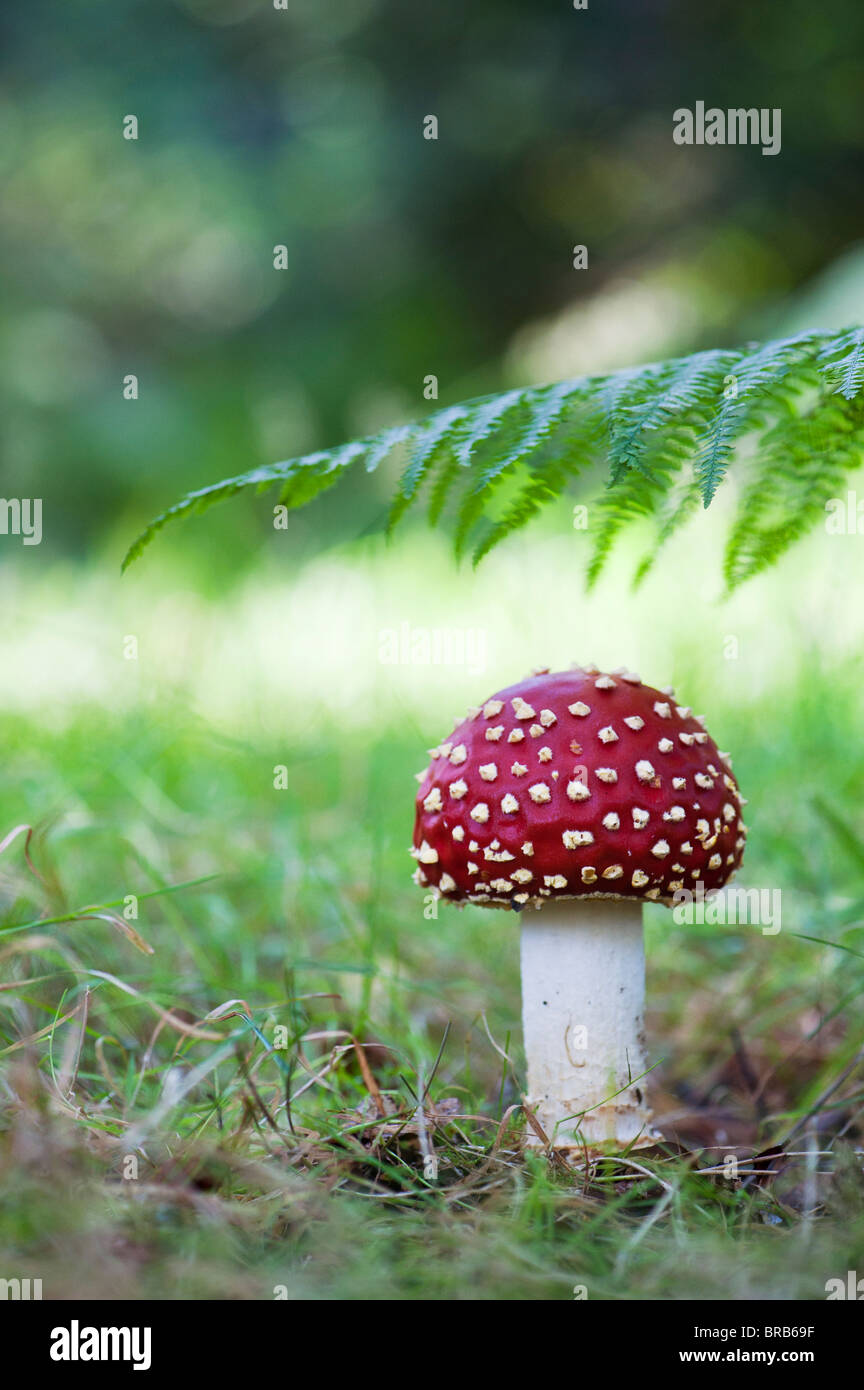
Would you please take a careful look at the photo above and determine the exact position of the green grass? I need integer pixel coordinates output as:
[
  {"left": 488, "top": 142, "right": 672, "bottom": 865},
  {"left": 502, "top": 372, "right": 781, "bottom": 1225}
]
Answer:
[{"left": 2, "top": 531, "right": 864, "bottom": 1300}]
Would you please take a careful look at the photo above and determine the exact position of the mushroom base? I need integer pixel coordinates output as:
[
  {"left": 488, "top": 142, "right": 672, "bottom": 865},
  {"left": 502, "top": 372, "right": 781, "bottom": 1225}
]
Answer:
[{"left": 520, "top": 899, "right": 657, "bottom": 1152}]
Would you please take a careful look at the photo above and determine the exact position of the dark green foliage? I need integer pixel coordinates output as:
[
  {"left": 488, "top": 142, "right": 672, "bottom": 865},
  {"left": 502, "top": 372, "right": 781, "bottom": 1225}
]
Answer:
[{"left": 124, "top": 328, "right": 864, "bottom": 590}]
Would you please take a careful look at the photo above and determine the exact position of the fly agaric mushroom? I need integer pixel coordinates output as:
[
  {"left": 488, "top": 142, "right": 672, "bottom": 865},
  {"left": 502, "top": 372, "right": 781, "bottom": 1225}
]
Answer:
[{"left": 411, "top": 665, "right": 747, "bottom": 1151}]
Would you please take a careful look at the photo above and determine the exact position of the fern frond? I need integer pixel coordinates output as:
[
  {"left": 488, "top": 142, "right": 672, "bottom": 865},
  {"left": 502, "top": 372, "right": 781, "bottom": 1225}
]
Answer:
[
  {"left": 469, "top": 409, "right": 601, "bottom": 565},
  {"left": 451, "top": 388, "right": 525, "bottom": 469},
  {"left": 471, "top": 465, "right": 567, "bottom": 567},
  {"left": 385, "top": 404, "right": 470, "bottom": 533},
  {"left": 121, "top": 449, "right": 347, "bottom": 572},
  {"left": 588, "top": 390, "right": 708, "bottom": 585},
  {"left": 587, "top": 429, "right": 685, "bottom": 587},
  {"left": 723, "top": 393, "right": 864, "bottom": 589},
  {"left": 820, "top": 326, "right": 864, "bottom": 400},
  {"left": 472, "top": 378, "right": 592, "bottom": 489},
  {"left": 451, "top": 380, "right": 594, "bottom": 558},
  {"left": 123, "top": 325, "right": 864, "bottom": 589},
  {"left": 604, "top": 361, "right": 674, "bottom": 483},
  {"left": 632, "top": 467, "right": 703, "bottom": 588},
  {"left": 695, "top": 332, "right": 820, "bottom": 505},
  {"left": 639, "top": 347, "right": 737, "bottom": 427},
  {"left": 586, "top": 466, "right": 658, "bottom": 588},
  {"left": 426, "top": 458, "right": 463, "bottom": 526}
]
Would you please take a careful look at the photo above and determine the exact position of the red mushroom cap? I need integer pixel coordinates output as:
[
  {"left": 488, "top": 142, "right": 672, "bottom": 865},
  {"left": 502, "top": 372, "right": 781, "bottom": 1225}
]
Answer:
[{"left": 411, "top": 665, "right": 747, "bottom": 909}]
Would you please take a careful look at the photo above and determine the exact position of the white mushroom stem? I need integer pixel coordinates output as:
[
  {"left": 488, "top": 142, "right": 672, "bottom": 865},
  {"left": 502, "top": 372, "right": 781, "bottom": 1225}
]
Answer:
[{"left": 520, "top": 899, "right": 655, "bottom": 1151}]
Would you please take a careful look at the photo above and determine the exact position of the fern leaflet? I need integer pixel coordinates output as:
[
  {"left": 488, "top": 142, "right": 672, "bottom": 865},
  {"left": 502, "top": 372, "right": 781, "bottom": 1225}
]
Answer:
[{"left": 123, "top": 326, "right": 864, "bottom": 590}]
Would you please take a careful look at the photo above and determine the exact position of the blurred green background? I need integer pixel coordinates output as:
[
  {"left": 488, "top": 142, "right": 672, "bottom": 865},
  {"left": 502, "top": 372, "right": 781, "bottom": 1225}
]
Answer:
[
  {"left": 3, "top": 0, "right": 864, "bottom": 565},
  {"left": 2, "top": 0, "right": 864, "bottom": 1301}
]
